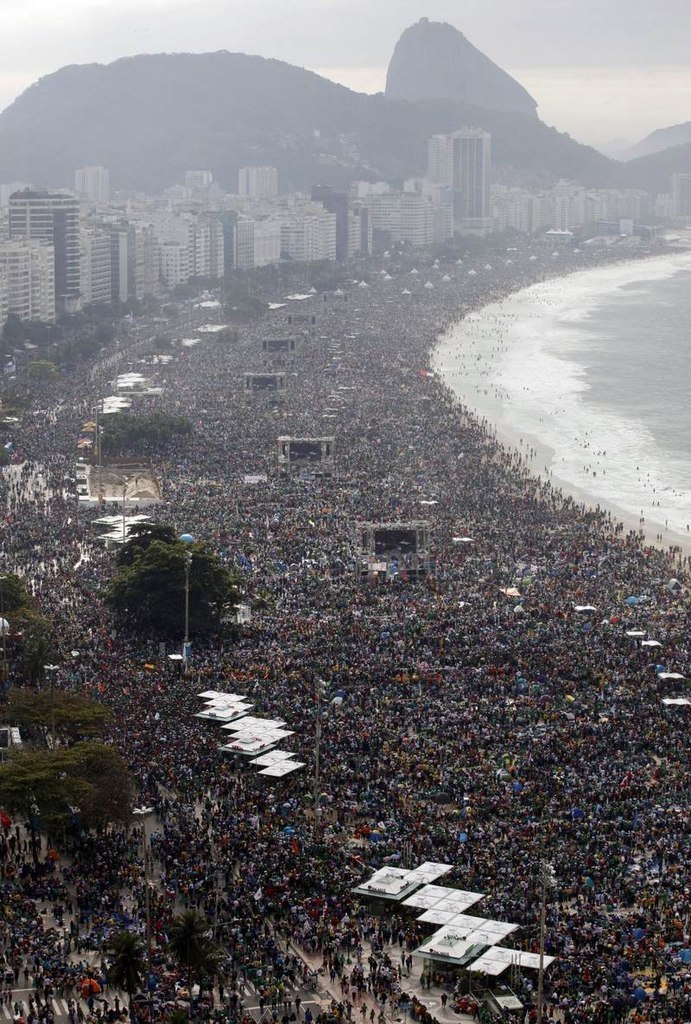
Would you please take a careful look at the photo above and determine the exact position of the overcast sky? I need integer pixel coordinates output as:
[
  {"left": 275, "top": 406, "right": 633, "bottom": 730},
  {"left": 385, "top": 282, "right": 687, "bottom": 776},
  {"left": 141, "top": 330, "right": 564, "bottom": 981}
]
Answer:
[{"left": 1, "top": 0, "right": 689, "bottom": 150}]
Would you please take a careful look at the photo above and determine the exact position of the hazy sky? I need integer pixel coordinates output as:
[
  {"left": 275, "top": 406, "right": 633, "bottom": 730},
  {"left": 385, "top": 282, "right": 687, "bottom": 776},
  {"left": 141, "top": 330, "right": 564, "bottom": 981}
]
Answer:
[{"left": 1, "top": 0, "right": 689, "bottom": 150}]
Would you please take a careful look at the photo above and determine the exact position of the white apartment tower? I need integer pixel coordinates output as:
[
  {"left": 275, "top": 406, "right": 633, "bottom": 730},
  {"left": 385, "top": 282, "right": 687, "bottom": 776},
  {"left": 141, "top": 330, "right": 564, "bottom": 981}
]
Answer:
[
  {"left": 238, "top": 166, "right": 279, "bottom": 199},
  {"left": 671, "top": 174, "right": 691, "bottom": 218},
  {"left": 0, "top": 240, "right": 56, "bottom": 322},
  {"left": 75, "top": 167, "right": 110, "bottom": 203}
]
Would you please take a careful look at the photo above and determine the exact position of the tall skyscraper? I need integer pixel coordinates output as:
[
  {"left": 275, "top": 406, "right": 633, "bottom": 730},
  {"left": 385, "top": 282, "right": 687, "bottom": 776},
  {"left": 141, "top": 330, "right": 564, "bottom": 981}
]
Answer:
[
  {"left": 9, "top": 190, "right": 81, "bottom": 313},
  {"left": 74, "top": 166, "right": 110, "bottom": 203},
  {"left": 238, "top": 166, "right": 278, "bottom": 199},
  {"left": 312, "top": 186, "right": 349, "bottom": 261},
  {"left": 427, "top": 129, "right": 492, "bottom": 234},
  {"left": 427, "top": 135, "right": 454, "bottom": 186},
  {"left": 451, "top": 129, "right": 492, "bottom": 233}
]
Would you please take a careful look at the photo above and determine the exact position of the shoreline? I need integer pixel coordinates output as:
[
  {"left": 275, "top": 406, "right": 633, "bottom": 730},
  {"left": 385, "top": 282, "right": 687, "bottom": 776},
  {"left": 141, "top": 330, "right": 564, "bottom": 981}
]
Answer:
[{"left": 431, "top": 252, "right": 691, "bottom": 560}]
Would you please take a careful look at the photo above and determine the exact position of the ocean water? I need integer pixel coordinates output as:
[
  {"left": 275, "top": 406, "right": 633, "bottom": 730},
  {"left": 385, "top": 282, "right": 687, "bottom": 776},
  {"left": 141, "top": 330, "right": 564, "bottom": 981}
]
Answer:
[{"left": 433, "top": 251, "right": 691, "bottom": 542}]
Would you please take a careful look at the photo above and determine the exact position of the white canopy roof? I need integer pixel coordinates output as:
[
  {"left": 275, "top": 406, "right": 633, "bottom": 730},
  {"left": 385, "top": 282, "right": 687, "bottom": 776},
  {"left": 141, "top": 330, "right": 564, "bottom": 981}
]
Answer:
[
  {"left": 251, "top": 750, "right": 298, "bottom": 767},
  {"left": 662, "top": 697, "right": 691, "bottom": 706},
  {"left": 469, "top": 947, "right": 555, "bottom": 976},
  {"left": 220, "top": 715, "right": 287, "bottom": 732},
  {"left": 258, "top": 762, "right": 306, "bottom": 777},
  {"left": 402, "top": 884, "right": 484, "bottom": 914}
]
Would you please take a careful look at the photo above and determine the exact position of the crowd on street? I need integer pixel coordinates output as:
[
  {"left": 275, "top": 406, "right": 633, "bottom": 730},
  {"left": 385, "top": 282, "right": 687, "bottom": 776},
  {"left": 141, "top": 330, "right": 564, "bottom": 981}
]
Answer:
[{"left": 1, "top": 239, "right": 690, "bottom": 1024}]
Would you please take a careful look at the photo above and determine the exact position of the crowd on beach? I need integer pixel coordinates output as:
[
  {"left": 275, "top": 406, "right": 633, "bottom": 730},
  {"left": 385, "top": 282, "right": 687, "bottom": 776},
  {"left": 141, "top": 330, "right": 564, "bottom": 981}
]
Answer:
[{"left": 1, "top": 237, "right": 690, "bottom": 1024}]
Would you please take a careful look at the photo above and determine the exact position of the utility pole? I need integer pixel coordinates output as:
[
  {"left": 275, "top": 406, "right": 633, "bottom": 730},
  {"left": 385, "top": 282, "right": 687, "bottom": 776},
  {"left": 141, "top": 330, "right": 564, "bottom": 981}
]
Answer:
[
  {"left": 536, "top": 860, "right": 556, "bottom": 1024},
  {"left": 133, "top": 806, "right": 154, "bottom": 972},
  {"left": 313, "top": 679, "right": 323, "bottom": 837},
  {"left": 44, "top": 664, "right": 59, "bottom": 749},
  {"left": 0, "top": 576, "right": 8, "bottom": 685}
]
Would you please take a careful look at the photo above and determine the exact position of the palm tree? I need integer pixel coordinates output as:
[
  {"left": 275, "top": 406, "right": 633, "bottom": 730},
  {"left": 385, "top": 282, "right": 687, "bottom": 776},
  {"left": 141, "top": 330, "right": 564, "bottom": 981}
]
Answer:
[
  {"left": 107, "top": 932, "right": 146, "bottom": 1016},
  {"left": 167, "top": 910, "right": 223, "bottom": 1013}
]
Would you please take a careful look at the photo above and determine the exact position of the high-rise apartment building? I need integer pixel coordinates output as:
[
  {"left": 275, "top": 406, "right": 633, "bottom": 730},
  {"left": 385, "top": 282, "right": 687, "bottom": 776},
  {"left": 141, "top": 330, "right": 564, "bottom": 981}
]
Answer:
[
  {"left": 451, "top": 129, "right": 492, "bottom": 232},
  {"left": 671, "top": 174, "right": 691, "bottom": 218},
  {"left": 184, "top": 170, "right": 214, "bottom": 191},
  {"left": 235, "top": 217, "right": 282, "bottom": 270},
  {"left": 427, "top": 135, "right": 454, "bottom": 187},
  {"left": 238, "top": 166, "right": 279, "bottom": 199},
  {"left": 80, "top": 230, "right": 112, "bottom": 306},
  {"left": 0, "top": 266, "right": 8, "bottom": 327},
  {"left": 75, "top": 166, "right": 110, "bottom": 203},
  {"left": 427, "top": 129, "right": 492, "bottom": 233},
  {"left": 0, "top": 240, "right": 56, "bottom": 322},
  {"left": 9, "top": 190, "right": 81, "bottom": 312},
  {"left": 312, "top": 186, "right": 349, "bottom": 261}
]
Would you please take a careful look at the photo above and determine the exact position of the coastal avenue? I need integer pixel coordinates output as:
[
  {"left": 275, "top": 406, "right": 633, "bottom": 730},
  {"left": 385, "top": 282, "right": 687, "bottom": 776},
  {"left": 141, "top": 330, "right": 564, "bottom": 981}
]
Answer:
[{"left": 0, "top": 234, "right": 689, "bottom": 1024}]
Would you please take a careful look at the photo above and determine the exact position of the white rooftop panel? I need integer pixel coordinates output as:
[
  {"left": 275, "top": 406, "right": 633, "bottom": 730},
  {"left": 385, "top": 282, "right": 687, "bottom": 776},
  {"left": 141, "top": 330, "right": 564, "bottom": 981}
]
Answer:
[
  {"left": 195, "top": 708, "right": 248, "bottom": 722},
  {"left": 251, "top": 750, "right": 299, "bottom": 767},
  {"left": 402, "top": 884, "right": 460, "bottom": 910},
  {"left": 415, "top": 931, "right": 478, "bottom": 962},
  {"left": 465, "top": 920, "right": 519, "bottom": 945},
  {"left": 469, "top": 947, "right": 555, "bottom": 975},
  {"left": 406, "top": 862, "right": 454, "bottom": 884},
  {"left": 258, "top": 762, "right": 306, "bottom": 777},
  {"left": 221, "top": 715, "right": 286, "bottom": 731},
  {"left": 353, "top": 867, "right": 414, "bottom": 898},
  {"left": 662, "top": 697, "right": 691, "bottom": 705}
]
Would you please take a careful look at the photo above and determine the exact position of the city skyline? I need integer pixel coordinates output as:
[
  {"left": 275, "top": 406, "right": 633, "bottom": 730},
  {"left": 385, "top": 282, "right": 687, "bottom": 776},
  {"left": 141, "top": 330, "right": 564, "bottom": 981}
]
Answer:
[{"left": 0, "top": 0, "right": 689, "bottom": 150}]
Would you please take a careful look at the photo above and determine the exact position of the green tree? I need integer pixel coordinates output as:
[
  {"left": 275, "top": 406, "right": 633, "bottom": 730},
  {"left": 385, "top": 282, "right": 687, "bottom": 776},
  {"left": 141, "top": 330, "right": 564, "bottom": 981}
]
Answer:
[
  {"left": 0, "top": 573, "right": 32, "bottom": 613},
  {"left": 0, "top": 742, "right": 133, "bottom": 838},
  {"left": 117, "top": 523, "right": 178, "bottom": 567},
  {"left": 167, "top": 910, "right": 223, "bottom": 1007},
  {"left": 104, "top": 540, "right": 242, "bottom": 637},
  {"left": 27, "top": 359, "right": 58, "bottom": 382},
  {"left": 9, "top": 606, "right": 56, "bottom": 683},
  {"left": 6, "top": 689, "right": 113, "bottom": 743},
  {"left": 107, "top": 932, "right": 146, "bottom": 1013}
]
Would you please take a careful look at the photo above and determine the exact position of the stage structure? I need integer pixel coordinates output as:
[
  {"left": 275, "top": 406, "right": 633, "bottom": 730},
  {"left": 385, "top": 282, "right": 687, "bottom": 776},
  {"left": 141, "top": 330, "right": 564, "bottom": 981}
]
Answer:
[
  {"left": 262, "top": 336, "right": 299, "bottom": 355},
  {"left": 286, "top": 313, "right": 316, "bottom": 327},
  {"left": 356, "top": 521, "right": 431, "bottom": 579},
  {"left": 278, "top": 436, "right": 335, "bottom": 478},
  {"left": 244, "top": 372, "right": 287, "bottom": 398}
]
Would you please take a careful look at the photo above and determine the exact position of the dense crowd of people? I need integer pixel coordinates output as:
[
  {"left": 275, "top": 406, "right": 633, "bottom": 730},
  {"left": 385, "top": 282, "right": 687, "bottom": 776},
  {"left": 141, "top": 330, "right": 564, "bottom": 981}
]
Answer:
[{"left": 0, "top": 238, "right": 690, "bottom": 1024}]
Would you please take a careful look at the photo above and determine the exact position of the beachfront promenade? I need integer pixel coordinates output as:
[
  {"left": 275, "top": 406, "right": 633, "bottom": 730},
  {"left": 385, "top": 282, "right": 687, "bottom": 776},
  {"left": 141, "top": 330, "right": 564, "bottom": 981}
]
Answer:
[{"left": 1, "top": 239, "right": 690, "bottom": 1024}]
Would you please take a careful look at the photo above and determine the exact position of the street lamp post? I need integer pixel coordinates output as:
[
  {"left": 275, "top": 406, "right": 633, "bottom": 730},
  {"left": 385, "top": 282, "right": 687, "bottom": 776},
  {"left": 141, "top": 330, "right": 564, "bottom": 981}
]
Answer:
[
  {"left": 179, "top": 534, "right": 194, "bottom": 668},
  {"left": 133, "top": 805, "right": 155, "bottom": 973},
  {"left": 0, "top": 575, "right": 9, "bottom": 685},
  {"left": 44, "top": 664, "right": 59, "bottom": 749},
  {"left": 536, "top": 861, "right": 556, "bottom": 1024}
]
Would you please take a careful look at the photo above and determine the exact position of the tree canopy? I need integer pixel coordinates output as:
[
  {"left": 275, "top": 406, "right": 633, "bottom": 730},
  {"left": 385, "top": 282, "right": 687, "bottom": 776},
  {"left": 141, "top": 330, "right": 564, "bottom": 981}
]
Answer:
[
  {"left": 167, "top": 910, "right": 224, "bottom": 994},
  {"left": 107, "top": 932, "right": 146, "bottom": 1008},
  {"left": 104, "top": 537, "right": 242, "bottom": 637},
  {"left": 0, "top": 575, "right": 56, "bottom": 683},
  {"left": 0, "top": 741, "right": 133, "bottom": 834},
  {"left": 117, "top": 523, "right": 178, "bottom": 566},
  {"left": 6, "top": 689, "right": 113, "bottom": 743}
]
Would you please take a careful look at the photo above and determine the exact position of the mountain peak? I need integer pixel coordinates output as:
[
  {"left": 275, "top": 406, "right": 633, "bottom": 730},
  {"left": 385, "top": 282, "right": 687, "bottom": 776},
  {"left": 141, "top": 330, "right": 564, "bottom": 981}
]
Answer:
[{"left": 385, "top": 18, "right": 538, "bottom": 117}]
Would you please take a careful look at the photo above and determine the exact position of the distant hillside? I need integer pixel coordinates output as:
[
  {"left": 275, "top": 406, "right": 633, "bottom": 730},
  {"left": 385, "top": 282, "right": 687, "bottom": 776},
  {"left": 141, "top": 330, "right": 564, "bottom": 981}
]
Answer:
[
  {"left": 622, "top": 142, "right": 691, "bottom": 194},
  {"left": 625, "top": 122, "right": 691, "bottom": 161},
  {"left": 0, "top": 50, "right": 613, "bottom": 194},
  {"left": 386, "top": 18, "right": 537, "bottom": 117}
]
